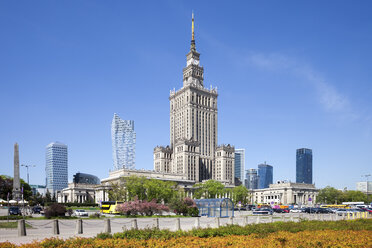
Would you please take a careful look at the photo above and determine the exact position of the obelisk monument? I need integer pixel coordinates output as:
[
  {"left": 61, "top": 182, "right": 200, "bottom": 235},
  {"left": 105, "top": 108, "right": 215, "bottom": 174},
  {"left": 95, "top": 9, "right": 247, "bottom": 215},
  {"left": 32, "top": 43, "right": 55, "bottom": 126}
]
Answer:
[{"left": 13, "top": 143, "right": 21, "bottom": 201}]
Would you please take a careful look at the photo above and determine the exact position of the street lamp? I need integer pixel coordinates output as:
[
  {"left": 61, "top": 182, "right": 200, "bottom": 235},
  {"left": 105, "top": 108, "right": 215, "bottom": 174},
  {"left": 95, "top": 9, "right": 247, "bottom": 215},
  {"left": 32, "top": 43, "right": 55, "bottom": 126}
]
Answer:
[{"left": 21, "top": 164, "right": 35, "bottom": 184}]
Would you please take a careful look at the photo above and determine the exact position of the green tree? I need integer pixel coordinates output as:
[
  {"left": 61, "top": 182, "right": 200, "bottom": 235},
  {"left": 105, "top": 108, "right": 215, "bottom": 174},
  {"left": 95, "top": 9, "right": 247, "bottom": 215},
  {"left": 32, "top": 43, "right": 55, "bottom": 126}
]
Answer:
[
  {"left": 20, "top": 179, "right": 32, "bottom": 201},
  {"left": 231, "top": 185, "right": 249, "bottom": 205},
  {"left": 144, "top": 179, "right": 176, "bottom": 203},
  {"left": 29, "top": 192, "right": 44, "bottom": 206},
  {"left": 317, "top": 186, "right": 344, "bottom": 204},
  {"left": 125, "top": 176, "right": 147, "bottom": 201},
  {"left": 193, "top": 180, "right": 225, "bottom": 199},
  {"left": 0, "top": 175, "right": 32, "bottom": 201},
  {"left": 0, "top": 175, "right": 12, "bottom": 200},
  {"left": 44, "top": 189, "right": 52, "bottom": 203},
  {"left": 108, "top": 179, "right": 127, "bottom": 201},
  {"left": 107, "top": 176, "right": 177, "bottom": 203},
  {"left": 343, "top": 190, "right": 367, "bottom": 203}
]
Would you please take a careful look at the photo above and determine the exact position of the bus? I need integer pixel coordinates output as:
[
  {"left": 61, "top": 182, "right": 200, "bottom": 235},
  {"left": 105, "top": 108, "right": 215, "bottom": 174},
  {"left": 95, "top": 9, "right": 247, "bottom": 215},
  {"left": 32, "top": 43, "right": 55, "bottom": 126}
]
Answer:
[
  {"left": 100, "top": 201, "right": 123, "bottom": 214},
  {"left": 320, "top": 204, "right": 349, "bottom": 209}
]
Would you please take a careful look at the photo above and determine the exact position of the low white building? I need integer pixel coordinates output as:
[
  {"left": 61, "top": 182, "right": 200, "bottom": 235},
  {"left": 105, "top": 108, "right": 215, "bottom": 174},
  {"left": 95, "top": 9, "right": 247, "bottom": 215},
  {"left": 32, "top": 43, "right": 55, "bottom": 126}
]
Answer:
[
  {"left": 95, "top": 168, "right": 196, "bottom": 203},
  {"left": 251, "top": 181, "right": 319, "bottom": 206},
  {"left": 57, "top": 182, "right": 96, "bottom": 203}
]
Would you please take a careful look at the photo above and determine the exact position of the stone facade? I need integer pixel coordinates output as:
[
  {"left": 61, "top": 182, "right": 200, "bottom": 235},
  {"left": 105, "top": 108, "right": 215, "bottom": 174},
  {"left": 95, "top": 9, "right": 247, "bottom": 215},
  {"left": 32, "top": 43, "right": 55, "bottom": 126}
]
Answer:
[
  {"left": 153, "top": 14, "right": 235, "bottom": 185},
  {"left": 57, "top": 182, "right": 96, "bottom": 203},
  {"left": 251, "top": 182, "right": 319, "bottom": 206}
]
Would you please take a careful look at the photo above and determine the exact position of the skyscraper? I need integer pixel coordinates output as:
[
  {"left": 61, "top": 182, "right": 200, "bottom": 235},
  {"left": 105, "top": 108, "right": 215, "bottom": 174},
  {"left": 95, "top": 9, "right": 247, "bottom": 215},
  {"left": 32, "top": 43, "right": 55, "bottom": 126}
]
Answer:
[
  {"left": 153, "top": 13, "right": 235, "bottom": 185},
  {"left": 296, "top": 148, "right": 312, "bottom": 184},
  {"left": 111, "top": 113, "right": 136, "bottom": 170},
  {"left": 46, "top": 142, "right": 68, "bottom": 192},
  {"left": 234, "top": 149, "right": 245, "bottom": 184},
  {"left": 258, "top": 162, "right": 273, "bottom": 189},
  {"left": 245, "top": 168, "right": 258, "bottom": 190}
]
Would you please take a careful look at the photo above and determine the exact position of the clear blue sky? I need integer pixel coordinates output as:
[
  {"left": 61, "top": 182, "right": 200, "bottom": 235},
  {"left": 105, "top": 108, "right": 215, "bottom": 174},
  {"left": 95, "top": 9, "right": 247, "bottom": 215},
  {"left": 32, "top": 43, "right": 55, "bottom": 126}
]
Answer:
[{"left": 1, "top": 1, "right": 371, "bottom": 190}]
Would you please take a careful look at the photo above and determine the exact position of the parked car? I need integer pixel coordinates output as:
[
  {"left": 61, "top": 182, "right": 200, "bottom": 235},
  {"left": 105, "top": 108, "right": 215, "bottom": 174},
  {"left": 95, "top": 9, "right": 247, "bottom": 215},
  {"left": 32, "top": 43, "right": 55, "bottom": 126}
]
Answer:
[
  {"left": 273, "top": 208, "right": 287, "bottom": 213},
  {"left": 303, "top": 207, "right": 317, "bottom": 214},
  {"left": 360, "top": 208, "right": 372, "bottom": 213},
  {"left": 316, "top": 208, "right": 333, "bottom": 214},
  {"left": 32, "top": 206, "right": 43, "bottom": 214},
  {"left": 290, "top": 208, "right": 303, "bottom": 213},
  {"left": 9, "top": 206, "right": 21, "bottom": 215},
  {"left": 246, "top": 205, "right": 255, "bottom": 211},
  {"left": 253, "top": 208, "right": 273, "bottom": 215},
  {"left": 74, "top": 209, "right": 88, "bottom": 217},
  {"left": 335, "top": 209, "right": 354, "bottom": 216}
]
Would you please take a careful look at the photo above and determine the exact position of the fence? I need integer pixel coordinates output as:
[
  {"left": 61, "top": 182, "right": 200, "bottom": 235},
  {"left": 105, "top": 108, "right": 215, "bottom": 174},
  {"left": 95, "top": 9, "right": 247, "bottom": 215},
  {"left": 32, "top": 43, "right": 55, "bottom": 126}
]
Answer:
[{"left": 11, "top": 212, "right": 371, "bottom": 237}]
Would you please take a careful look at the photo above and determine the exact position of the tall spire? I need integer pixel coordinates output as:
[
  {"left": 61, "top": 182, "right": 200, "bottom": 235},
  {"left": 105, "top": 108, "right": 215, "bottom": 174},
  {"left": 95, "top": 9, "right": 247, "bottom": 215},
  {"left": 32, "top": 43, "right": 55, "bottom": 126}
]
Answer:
[{"left": 191, "top": 11, "right": 196, "bottom": 51}]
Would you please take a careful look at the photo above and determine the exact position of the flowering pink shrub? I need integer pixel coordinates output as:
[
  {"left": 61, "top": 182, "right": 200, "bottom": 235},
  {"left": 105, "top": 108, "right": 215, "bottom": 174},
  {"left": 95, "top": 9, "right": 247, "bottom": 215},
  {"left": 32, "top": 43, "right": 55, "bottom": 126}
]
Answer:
[{"left": 116, "top": 197, "right": 169, "bottom": 216}]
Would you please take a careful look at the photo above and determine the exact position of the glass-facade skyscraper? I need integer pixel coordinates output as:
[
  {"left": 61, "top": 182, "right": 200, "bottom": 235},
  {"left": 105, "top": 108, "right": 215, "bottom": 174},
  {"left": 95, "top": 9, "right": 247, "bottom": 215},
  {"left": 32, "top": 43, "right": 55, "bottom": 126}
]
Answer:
[
  {"left": 245, "top": 168, "right": 258, "bottom": 189},
  {"left": 45, "top": 142, "right": 68, "bottom": 192},
  {"left": 258, "top": 163, "right": 273, "bottom": 189},
  {"left": 296, "top": 148, "right": 312, "bottom": 184},
  {"left": 111, "top": 113, "right": 136, "bottom": 171},
  {"left": 234, "top": 149, "right": 245, "bottom": 183}
]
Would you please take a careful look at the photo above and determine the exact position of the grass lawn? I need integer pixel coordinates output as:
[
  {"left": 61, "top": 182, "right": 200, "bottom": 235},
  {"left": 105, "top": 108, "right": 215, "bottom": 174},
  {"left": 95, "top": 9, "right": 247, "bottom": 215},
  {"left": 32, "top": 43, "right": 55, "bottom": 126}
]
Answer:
[
  {"left": 110, "top": 214, "right": 189, "bottom": 218},
  {"left": 68, "top": 207, "right": 100, "bottom": 211},
  {"left": 0, "top": 222, "right": 32, "bottom": 229}
]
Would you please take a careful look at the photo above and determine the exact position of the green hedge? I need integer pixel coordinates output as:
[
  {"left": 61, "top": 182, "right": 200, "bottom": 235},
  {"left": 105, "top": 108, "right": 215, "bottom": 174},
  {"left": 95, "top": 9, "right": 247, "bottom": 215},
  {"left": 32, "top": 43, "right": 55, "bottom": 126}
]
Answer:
[
  {"left": 0, "top": 216, "right": 27, "bottom": 220},
  {"left": 46, "top": 202, "right": 98, "bottom": 207},
  {"left": 95, "top": 219, "right": 372, "bottom": 240}
]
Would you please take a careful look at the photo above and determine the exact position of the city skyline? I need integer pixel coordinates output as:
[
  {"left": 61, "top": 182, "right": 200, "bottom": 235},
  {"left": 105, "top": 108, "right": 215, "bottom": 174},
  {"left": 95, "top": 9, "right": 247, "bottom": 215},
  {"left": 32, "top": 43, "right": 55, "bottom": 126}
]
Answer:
[{"left": 1, "top": 1, "right": 371, "bottom": 190}]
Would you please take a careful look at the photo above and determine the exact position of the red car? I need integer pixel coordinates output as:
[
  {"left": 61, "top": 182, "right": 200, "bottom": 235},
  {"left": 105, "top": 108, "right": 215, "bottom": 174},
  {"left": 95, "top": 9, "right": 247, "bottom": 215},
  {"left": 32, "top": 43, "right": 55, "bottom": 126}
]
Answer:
[{"left": 361, "top": 208, "right": 372, "bottom": 213}]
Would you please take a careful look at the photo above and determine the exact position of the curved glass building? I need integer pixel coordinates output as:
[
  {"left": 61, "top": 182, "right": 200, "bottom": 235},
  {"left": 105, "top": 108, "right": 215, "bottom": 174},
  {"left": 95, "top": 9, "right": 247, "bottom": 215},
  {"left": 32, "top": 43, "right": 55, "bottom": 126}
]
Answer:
[{"left": 73, "top": 172, "right": 100, "bottom": 185}]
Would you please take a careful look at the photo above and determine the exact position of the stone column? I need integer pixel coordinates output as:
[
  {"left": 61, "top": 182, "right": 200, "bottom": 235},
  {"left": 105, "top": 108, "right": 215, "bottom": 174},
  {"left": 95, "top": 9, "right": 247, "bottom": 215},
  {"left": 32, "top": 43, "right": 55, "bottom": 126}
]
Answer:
[
  {"left": 13, "top": 143, "right": 21, "bottom": 201},
  {"left": 104, "top": 219, "right": 111, "bottom": 233},
  {"left": 18, "top": 219, "right": 26, "bottom": 236}
]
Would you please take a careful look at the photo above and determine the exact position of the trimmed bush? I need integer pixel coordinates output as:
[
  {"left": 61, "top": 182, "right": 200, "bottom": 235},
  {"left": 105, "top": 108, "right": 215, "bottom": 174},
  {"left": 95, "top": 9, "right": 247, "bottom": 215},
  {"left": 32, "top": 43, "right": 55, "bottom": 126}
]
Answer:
[
  {"left": 96, "top": 232, "right": 113, "bottom": 239},
  {"left": 44, "top": 203, "right": 66, "bottom": 219},
  {"left": 170, "top": 197, "right": 199, "bottom": 216}
]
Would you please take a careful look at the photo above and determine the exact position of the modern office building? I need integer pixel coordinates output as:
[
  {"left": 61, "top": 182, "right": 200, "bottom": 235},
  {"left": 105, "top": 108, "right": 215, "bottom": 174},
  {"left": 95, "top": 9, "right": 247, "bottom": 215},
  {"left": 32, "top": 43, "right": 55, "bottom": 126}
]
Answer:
[
  {"left": 234, "top": 149, "right": 245, "bottom": 184},
  {"left": 356, "top": 181, "right": 372, "bottom": 194},
  {"left": 45, "top": 142, "right": 68, "bottom": 192},
  {"left": 245, "top": 168, "right": 258, "bottom": 190},
  {"left": 258, "top": 162, "right": 273, "bottom": 189},
  {"left": 73, "top": 172, "right": 100, "bottom": 185},
  {"left": 153, "top": 13, "right": 235, "bottom": 185},
  {"left": 111, "top": 113, "right": 136, "bottom": 171},
  {"left": 296, "top": 148, "right": 312, "bottom": 184}
]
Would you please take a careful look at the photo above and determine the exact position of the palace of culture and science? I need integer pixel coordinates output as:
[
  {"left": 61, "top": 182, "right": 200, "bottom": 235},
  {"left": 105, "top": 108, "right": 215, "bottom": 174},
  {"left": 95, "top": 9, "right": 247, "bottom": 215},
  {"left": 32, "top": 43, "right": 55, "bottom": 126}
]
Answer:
[
  {"left": 60, "top": 15, "right": 320, "bottom": 205},
  {"left": 154, "top": 14, "right": 235, "bottom": 185}
]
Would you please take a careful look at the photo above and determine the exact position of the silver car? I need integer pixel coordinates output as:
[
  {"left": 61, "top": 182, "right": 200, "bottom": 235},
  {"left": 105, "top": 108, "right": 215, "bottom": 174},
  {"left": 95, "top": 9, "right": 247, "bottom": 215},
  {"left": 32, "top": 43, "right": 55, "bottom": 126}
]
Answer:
[
  {"left": 253, "top": 208, "right": 273, "bottom": 215},
  {"left": 335, "top": 209, "right": 353, "bottom": 216},
  {"left": 74, "top": 209, "right": 89, "bottom": 217}
]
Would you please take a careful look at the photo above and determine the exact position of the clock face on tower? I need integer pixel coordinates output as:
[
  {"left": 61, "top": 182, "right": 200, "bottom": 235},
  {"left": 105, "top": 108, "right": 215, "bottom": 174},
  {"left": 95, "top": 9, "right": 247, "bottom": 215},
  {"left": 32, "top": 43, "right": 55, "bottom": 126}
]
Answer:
[{"left": 193, "top": 59, "right": 199, "bottom": 65}]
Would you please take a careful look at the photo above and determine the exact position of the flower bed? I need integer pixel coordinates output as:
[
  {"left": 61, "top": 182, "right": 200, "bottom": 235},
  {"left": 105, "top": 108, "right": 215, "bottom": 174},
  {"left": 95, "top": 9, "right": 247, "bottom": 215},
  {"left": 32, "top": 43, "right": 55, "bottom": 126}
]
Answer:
[
  {"left": 1, "top": 230, "right": 371, "bottom": 248},
  {"left": 0, "top": 219, "right": 371, "bottom": 247}
]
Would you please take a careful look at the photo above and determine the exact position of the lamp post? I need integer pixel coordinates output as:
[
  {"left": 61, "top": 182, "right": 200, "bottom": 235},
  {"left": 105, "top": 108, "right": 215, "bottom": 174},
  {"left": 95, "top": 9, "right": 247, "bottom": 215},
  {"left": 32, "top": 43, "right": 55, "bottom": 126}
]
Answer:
[{"left": 21, "top": 164, "right": 35, "bottom": 184}]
